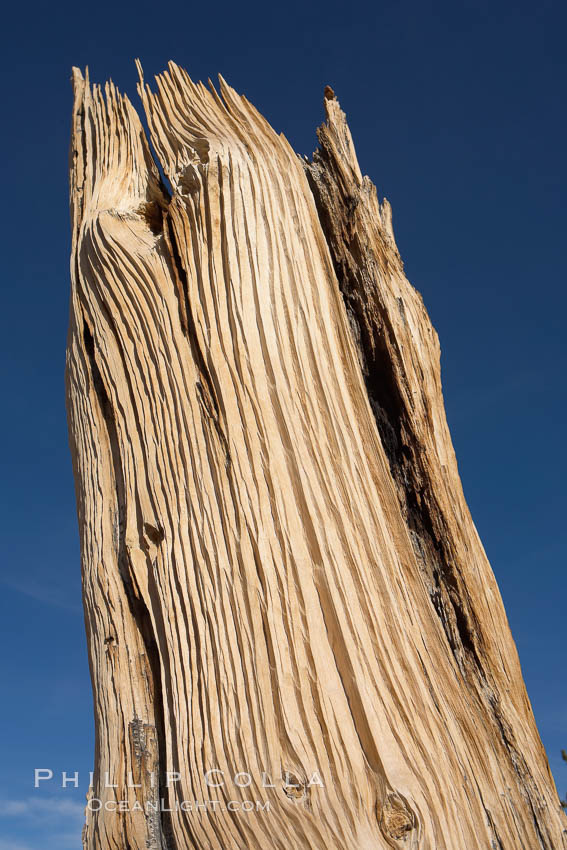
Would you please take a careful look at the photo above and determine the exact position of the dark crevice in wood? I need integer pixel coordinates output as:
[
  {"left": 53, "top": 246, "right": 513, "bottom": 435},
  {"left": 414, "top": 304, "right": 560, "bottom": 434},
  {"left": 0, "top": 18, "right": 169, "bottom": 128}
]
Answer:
[{"left": 304, "top": 146, "right": 483, "bottom": 677}]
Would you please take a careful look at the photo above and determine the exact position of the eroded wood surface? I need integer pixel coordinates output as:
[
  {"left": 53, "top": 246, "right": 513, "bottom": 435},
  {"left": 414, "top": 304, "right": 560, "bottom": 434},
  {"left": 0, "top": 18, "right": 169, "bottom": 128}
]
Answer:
[{"left": 67, "top": 63, "right": 566, "bottom": 849}]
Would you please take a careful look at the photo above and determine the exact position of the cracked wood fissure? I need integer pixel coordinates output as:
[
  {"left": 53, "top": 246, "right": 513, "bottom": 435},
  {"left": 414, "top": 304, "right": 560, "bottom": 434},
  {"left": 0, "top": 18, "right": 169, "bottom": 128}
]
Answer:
[{"left": 66, "top": 63, "right": 566, "bottom": 850}]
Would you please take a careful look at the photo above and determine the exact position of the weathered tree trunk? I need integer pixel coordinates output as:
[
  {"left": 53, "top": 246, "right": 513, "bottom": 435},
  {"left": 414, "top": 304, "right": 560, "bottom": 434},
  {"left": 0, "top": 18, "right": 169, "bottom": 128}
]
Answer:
[{"left": 66, "top": 63, "right": 566, "bottom": 850}]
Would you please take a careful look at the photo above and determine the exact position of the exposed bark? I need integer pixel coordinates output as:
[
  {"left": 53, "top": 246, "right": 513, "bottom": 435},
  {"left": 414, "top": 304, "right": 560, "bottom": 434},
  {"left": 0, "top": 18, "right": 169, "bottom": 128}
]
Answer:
[{"left": 66, "top": 63, "right": 566, "bottom": 849}]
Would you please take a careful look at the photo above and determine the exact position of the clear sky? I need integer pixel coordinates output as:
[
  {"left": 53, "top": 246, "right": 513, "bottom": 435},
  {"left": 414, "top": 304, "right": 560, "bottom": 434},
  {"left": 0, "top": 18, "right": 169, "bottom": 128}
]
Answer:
[{"left": 0, "top": 0, "right": 565, "bottom": 847}]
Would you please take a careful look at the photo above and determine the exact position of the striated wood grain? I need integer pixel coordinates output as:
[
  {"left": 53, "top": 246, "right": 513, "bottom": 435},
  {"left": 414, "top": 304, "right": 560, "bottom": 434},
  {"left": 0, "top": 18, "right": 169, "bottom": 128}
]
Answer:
[{"left": 66, "top": 62, "right": 566, "bottom": 849}]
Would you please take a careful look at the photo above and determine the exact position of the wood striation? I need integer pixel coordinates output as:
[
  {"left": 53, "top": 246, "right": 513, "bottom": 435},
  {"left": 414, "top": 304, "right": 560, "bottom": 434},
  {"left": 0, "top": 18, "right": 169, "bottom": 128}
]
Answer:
[{"left": 66, "top": 62, "right": 566, "bottom": 849}]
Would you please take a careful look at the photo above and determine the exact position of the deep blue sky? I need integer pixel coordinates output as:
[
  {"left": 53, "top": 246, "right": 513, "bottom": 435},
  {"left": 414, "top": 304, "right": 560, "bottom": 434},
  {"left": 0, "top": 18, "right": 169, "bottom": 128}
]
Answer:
[{"left": 1, "top": 0, "right": 565, "bottom": 846}]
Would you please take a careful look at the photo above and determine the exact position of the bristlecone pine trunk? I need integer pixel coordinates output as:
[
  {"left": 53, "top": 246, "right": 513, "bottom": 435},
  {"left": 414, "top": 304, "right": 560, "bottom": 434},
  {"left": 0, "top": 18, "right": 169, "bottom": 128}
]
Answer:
[{"left": 66, "top": 62, "right": 566, "bottom": 850}]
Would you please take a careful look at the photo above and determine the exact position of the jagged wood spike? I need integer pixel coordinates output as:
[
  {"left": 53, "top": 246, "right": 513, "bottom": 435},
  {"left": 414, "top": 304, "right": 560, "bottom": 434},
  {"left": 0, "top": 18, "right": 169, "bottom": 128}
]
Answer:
[{"left": 66, "top": 63, "right": 566, "bottom": 849}]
